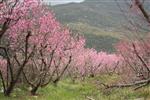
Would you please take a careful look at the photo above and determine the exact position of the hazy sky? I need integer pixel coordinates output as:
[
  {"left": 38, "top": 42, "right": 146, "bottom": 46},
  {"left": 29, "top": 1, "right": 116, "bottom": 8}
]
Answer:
[{"left": 43, "top": 0, "right": 84, "bottom": 5}]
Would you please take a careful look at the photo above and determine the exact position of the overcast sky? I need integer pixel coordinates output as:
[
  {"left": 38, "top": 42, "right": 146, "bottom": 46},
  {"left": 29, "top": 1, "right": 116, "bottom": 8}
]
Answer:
[{"left": 43, "top": 0, "right": 84, "bottom": 5}]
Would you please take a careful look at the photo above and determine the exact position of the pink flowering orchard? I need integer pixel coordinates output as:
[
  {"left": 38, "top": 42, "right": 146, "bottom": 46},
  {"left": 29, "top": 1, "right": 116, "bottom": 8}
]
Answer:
[
  {"left": 23, "top": 29, "right": 86, "bottom": 95},
  {"left": 67, "top": 47, "right": 122, "bottom": 81},
  {"left": 0, "top": 0, "right": 40, "bottom": 40},
  {"left": 0, "top": 0, "right": 91, "bottom": 96},
  {"left": 0, "top": 0, "right": 65, "bottom": 96},
  {"left": 116, "top": 40, "right": 150, "bottom": 81},
  {"left": 0, "top": 0, "right": 124, "bottom": 97}
]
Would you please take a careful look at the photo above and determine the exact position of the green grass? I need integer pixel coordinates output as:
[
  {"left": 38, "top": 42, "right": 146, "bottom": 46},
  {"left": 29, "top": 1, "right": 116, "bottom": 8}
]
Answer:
[{"left": 0, "top": 75, "right": 150, "bottom": 100}]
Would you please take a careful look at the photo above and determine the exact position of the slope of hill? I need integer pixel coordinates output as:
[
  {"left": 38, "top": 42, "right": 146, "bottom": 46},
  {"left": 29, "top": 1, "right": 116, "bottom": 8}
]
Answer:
[{"left": 50, "top": 0, "right": 129, "bottom": 52}]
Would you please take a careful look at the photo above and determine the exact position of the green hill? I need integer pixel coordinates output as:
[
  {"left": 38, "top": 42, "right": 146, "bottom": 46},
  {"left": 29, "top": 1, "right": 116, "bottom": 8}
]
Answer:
[{"left": 50, "top": 0, "right": 134, "bottom": 52}]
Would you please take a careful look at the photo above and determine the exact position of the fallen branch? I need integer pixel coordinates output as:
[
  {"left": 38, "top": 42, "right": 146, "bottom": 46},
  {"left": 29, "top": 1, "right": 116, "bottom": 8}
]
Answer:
[
  {"left": 102, "top": 78, "right": 150, "bottom": 90},
  {"left": 87, "top": 96, "right": 95, "bottom": 100},
  {"left": 134, "top": 83, "right": 148, "bottom": 90}
]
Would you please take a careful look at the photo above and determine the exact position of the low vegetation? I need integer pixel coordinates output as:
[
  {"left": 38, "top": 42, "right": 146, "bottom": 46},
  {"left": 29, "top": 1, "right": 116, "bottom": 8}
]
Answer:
[{"left": 0, "top": 74, "right": 150, "bottom": 100}]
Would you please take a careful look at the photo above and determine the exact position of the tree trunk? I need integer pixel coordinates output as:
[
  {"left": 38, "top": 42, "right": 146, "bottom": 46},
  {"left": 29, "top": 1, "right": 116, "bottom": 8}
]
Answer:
[
  {"left": 31, "top": 86, "right": 39, "bottom": 95},
  {"left": 4, "top": 81, "right": 15, "bottom": 96},
  {"left": 53, "top": 79, "right": 59, "bottom": 87},
  {"left": 90, "top": 74, "right": 95, "bottom": 78}
]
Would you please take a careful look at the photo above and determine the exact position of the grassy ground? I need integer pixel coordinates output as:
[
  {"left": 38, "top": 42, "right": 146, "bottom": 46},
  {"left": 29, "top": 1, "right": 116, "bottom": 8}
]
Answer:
[{"left": 0, "top": 74, "right": 150, "bottom": 100}]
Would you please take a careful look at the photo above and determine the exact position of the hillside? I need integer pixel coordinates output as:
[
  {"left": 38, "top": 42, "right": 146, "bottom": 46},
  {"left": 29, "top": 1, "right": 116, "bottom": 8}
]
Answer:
[{"left": 50, "top": 0, "right": 131, "bottom": 52}]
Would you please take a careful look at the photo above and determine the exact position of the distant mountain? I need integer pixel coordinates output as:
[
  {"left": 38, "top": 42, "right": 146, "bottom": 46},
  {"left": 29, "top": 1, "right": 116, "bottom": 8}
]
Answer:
[
  {"left": 50, "top": 0, "right": 147, "bottom": 52},
  {"left": 52, "top": 0, "right": 128, "bottom": 29}
]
